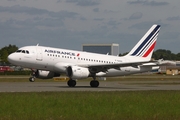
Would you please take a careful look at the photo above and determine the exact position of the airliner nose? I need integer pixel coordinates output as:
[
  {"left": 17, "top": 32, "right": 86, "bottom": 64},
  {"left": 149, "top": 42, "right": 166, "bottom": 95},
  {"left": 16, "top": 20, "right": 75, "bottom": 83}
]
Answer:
[{"left": 8, "top": 53, "right": 16, "bottom": 64}]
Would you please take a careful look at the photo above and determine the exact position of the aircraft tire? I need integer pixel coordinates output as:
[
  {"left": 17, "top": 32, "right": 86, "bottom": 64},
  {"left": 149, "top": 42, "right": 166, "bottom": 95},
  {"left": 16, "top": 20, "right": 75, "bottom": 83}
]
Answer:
[
  {"left": 90, "top": 80, "right": 99, "bottom": 87},
  {"left": 29, "top": 77, "right": 35, "bottom": 82},
  {"left": 67, "top": 79, "right": 76, "bottom": 87}
]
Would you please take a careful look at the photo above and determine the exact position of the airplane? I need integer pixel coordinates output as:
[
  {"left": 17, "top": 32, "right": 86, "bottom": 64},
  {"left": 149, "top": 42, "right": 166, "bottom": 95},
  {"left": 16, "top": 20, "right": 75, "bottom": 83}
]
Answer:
[{"left": 8, "top": 24, "right": 163, "bottom": 87}]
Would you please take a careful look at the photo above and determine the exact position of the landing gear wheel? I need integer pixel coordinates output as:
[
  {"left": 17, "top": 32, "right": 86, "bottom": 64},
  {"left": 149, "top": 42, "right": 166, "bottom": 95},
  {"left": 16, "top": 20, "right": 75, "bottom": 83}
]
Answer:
[
  {"left": 29, "top": 77, "right": 35, "bottom": 82},
  {"left": 67, "top": 79, "right": 76, "bottom": 87},
  {"left": 90, "top": 80, "right": 99, "bottom": 87}
]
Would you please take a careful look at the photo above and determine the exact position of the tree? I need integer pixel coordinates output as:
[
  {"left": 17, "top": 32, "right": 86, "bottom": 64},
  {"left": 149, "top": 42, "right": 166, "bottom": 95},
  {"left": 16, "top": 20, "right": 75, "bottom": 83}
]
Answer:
[
  {"left": 176, "top": 53, "right": 180, "bottom": 60},
  {"left": 152, "top": 49, "right": 180, "bottom": 60},
  {"left": 119, "top": 52, "right": 128, "bottom": 56},
  {"left": 0, "top": 44, "right": 18, "bottom": 63}
]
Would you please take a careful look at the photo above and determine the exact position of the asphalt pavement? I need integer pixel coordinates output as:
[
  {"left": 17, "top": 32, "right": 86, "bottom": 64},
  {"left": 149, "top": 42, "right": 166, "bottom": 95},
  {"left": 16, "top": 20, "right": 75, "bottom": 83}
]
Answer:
[{"left": 1, "top": 80, "right": 180, "bottom": 92}]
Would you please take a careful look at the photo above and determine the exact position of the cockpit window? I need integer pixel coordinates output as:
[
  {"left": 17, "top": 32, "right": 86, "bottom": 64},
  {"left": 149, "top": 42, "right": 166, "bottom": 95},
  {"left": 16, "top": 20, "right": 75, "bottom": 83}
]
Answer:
[
  {"left": 26, "top": 50, "right": 29, "bottom": 54},
  {"left": 16, "top": 50, "right": 30, "bottom": 54},
  {"left": 16, "top": 50, "right": 22, "bottom": 53},
  {"left": 22, "top": 50, "right": 25, "bottom": 53}
]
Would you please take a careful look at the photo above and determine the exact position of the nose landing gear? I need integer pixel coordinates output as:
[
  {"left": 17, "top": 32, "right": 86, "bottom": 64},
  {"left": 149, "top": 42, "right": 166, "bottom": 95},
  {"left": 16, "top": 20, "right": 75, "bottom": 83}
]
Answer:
[{"left": 29, "top": 77, "right": 35, "bottom": 82}]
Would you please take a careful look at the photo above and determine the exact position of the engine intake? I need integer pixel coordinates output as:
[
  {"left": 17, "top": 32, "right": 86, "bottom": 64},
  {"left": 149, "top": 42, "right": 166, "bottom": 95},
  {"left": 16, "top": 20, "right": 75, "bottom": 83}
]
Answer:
[{"left": 67, "top": 66, "right": 90, "bottom": 79}]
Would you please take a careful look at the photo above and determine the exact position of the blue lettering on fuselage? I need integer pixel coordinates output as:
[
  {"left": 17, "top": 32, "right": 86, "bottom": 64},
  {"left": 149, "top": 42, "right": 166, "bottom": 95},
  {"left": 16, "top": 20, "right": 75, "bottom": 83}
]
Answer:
[{"left": 45, "top": 49, "right": 75, "bottom": 56}]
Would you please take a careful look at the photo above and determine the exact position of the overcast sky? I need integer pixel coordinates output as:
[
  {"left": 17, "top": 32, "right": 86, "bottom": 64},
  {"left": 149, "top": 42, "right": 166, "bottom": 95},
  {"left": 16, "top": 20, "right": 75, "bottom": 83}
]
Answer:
[{"left": 0, "top": 0, "right": 179, "bottom": 54}]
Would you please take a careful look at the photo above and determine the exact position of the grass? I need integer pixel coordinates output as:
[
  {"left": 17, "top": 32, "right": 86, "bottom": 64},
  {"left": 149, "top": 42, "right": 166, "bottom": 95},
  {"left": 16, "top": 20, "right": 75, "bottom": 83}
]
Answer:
[
  {"left": 0, "top": 75, "right": 180, "bottom": 119},
  {"left": 0, "top": 91, "right": 180, "bottom": 120}
]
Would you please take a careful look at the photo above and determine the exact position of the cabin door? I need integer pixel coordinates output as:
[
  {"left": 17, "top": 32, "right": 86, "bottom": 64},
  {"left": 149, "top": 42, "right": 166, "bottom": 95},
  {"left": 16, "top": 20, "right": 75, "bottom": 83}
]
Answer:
[{"left": 36, "top": 47, "right": 43, "bottom": 61}]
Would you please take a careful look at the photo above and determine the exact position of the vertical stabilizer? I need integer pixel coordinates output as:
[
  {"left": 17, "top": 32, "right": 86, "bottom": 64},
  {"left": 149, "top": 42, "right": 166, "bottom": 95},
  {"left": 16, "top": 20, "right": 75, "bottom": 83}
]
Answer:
[{"left": 126, "top": 24, "right": 161, "bottom": 61}]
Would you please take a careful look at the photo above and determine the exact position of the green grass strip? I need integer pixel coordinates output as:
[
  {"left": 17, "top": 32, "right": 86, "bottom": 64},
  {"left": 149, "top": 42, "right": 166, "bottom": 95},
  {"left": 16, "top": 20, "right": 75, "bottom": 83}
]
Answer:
[{"left": 0, "top": 91, "right": 180, "bottom": 120}]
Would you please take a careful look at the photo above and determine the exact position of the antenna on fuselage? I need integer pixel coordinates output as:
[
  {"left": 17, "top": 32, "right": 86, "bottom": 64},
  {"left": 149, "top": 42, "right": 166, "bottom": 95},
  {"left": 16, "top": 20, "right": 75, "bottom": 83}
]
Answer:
[{"left": 36, "top": 43, "right": 39, "bottom": 46}]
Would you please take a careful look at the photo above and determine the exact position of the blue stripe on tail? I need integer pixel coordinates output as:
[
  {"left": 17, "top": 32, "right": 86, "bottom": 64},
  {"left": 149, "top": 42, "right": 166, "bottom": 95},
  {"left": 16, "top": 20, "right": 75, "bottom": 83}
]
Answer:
[
  {"left": 131, "top": 25, "right": 160, "bottom": 56},
  {"left": 137, "top": 30, "right": 159, "bottom": 56}
]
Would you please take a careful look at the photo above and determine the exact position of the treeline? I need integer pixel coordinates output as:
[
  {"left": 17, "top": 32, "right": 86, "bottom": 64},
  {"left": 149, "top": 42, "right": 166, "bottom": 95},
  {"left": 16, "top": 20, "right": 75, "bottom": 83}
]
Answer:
[
  {"left": 0, "top": 45, "right": 180, "bottom": 64},
  {"left": 0, "top": 45, "right": 18, "bottom": 64},
  {"left": 153, "top": 49, "right": 180, "bottom": 60},
  {"left": 0, "top": 71, "right": 31, "bottom": 75}
]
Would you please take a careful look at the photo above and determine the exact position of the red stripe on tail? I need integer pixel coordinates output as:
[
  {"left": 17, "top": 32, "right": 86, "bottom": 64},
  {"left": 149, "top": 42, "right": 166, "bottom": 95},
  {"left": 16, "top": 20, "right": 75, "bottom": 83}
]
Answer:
[{"left": 143, "top": 41, "right": 156, "bottom": 57}]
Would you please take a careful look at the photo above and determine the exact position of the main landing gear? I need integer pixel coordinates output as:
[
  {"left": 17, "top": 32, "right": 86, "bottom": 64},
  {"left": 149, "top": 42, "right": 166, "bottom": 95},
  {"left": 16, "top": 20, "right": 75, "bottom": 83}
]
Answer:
[
  {"left": 90, "top": 80, "right": 99, "bottom": 87},
  {"left": 90, "top": 76, "right": 99, "bottom": 87},
  {"left": 67, "top": 79, "right": 99, "bottom": 87},
  {"left": 67, "top": 79, "right": 76, "bottom": 87}
]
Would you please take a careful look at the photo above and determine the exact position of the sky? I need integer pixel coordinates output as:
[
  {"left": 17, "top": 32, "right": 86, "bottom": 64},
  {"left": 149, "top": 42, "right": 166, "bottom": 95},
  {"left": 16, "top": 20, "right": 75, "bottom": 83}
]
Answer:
[{"left": 0, "top": 0, "right": 180, "bottom": 54}]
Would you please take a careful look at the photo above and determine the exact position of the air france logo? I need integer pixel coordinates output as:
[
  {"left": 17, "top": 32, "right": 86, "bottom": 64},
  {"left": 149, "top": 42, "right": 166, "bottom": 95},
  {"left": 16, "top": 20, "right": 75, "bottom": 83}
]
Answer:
[
  {"left": 77, "top": 53, "right": 80, "bottom": 56},
  {"left": 45, "top": 49, "right": 77, "bottom": 56}
]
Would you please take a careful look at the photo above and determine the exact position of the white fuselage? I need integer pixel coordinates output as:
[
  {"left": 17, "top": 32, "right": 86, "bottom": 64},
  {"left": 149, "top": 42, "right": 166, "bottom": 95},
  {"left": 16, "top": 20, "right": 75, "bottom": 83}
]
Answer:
[
  {"left": 8, "top": 25, "right": 161, "bottom": 79},
  {"left": 8, "top": 45, "right": 157, "bottom": 77}
]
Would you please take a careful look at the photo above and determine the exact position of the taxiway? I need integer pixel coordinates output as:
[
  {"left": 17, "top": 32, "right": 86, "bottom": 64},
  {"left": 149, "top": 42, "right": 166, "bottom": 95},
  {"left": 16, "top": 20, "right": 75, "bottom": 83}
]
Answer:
[{"left": 1, "top": 80, "right": 180, "bottom": 92}]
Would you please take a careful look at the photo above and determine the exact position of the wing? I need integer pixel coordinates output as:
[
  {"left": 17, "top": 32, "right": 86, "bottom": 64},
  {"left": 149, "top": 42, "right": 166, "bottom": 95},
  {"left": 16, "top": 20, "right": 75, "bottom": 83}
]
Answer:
[
  {"left": 78, "top": 59, "right": 176, "bottom": 73},
  {"left": 140, "top": 59, "right": 176, "bottom": 67},
  {"left": 77, "top": 61, "right": 148, "bottom": 73}
]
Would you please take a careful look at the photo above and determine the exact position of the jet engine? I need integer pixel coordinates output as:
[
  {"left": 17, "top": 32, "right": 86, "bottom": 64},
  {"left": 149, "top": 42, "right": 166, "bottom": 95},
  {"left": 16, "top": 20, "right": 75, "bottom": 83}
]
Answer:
[
  {"left": 34, "top": 70, "right": 60, "bottom": 79},
  {"left": 66, "top": 66, "right": 90, "bottom": 79}
]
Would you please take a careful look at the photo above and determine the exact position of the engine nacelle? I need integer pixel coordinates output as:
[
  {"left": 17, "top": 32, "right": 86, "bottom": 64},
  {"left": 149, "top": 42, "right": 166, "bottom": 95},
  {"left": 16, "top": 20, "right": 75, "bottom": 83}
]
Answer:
[
  {"left": 34, "top": 70, "right": 60, "bottom": 79},
  {"left": 66, "top": 66, "right": 90, "bottom": 79}
]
